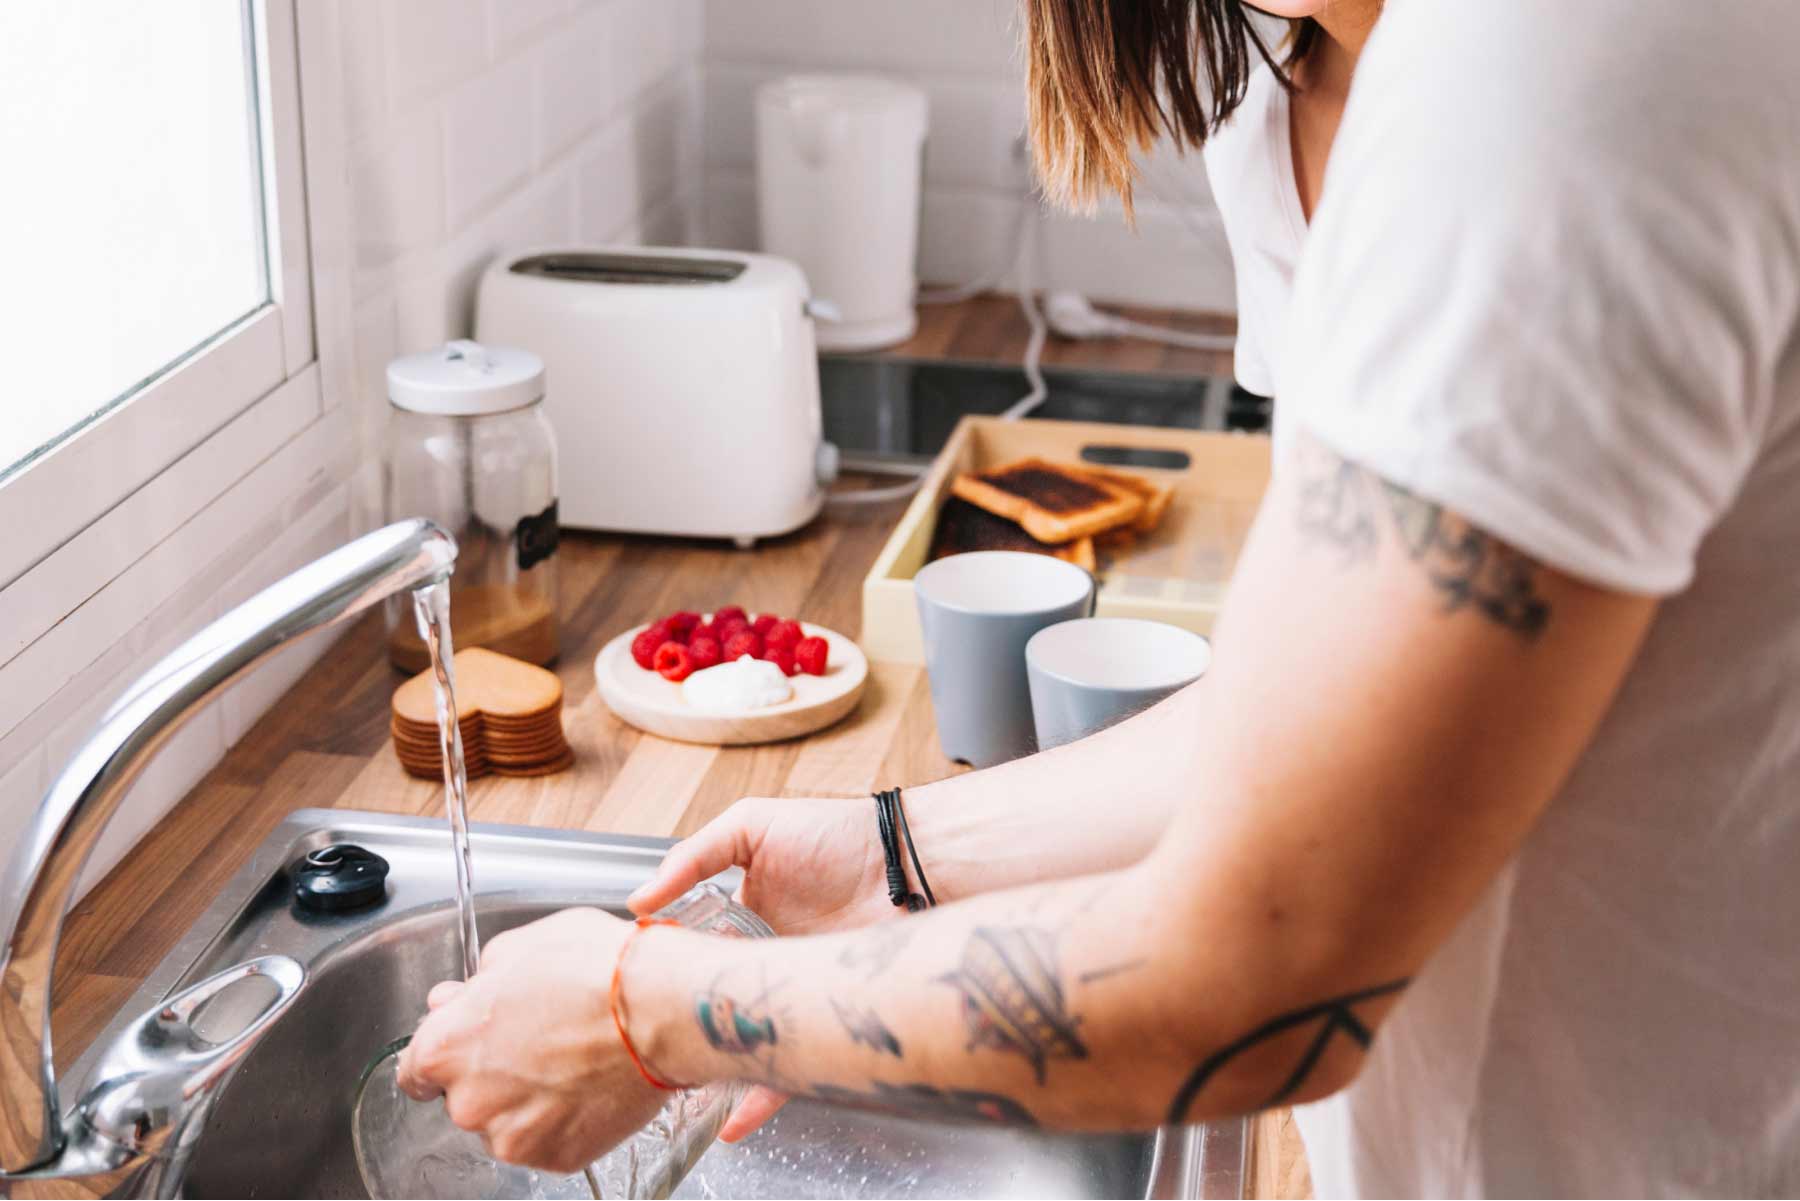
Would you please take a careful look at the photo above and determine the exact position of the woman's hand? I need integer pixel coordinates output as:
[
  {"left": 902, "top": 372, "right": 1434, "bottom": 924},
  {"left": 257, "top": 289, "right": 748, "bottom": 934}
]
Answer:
[
  {"left": 627, "top": 796, "right": 901, "bottom": 1140},
  {"left": 395, "top": 908, "right": 665, "bottom": 1174},
  {"left": 628, "top": 796, "right": 897, "bottom": 938}
]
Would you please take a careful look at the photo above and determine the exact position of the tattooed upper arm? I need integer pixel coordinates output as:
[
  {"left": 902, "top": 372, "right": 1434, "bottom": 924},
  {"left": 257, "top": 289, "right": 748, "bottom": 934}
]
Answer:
[
  {"left": 1294, "top": 440, "right": 1551, "bottom": 637},
  {"left": 1165, "top": 978, "right": 1409, "bottom": 1124}
]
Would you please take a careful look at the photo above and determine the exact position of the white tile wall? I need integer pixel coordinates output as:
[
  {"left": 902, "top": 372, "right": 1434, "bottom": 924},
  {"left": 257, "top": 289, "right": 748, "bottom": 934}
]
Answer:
[
  {"left": 0, "top": 0, "right": 709, "bottom": 899},
  {"left": 700, "top": 0, "right": 1235, "bottom": 312},
  {"left": 345, "top": 0, "right": 707, "bottom": 425}
]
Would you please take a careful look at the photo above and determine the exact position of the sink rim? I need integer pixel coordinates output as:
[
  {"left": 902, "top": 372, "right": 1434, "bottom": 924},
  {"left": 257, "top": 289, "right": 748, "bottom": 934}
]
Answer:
[{"left": 65, "top": 807, "right": 1243, "bottom": 1200}]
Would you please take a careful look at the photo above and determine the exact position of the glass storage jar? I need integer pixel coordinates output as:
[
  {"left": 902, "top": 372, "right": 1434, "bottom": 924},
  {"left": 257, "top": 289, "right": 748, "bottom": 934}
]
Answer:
[{"left": 384, "top": 340, "right": 559, "bottom": 671}]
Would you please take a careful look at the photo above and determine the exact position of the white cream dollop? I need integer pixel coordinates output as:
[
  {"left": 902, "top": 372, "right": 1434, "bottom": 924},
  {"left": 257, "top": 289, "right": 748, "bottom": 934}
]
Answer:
[{"left": 680, "top": 655, "right": 794, "bottom": 714}]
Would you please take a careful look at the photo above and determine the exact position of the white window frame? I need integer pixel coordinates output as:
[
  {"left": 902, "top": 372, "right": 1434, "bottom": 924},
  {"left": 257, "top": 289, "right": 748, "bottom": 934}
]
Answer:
[{"left": 0, "top": 0, "right": 322, "bottom": 659}]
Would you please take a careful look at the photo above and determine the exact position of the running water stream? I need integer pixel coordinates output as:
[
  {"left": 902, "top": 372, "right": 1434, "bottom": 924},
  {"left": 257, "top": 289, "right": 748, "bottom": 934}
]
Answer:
[
  {"left": 411, "top": 581, "right": 481, "bottom": 979},
  {"left": 388, "top": 583, "right": 726, "bottom": 1198}
]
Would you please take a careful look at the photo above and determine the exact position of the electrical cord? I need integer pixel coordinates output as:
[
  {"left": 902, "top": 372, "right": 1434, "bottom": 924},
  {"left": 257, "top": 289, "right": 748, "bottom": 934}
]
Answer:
[
  {"left": 830, "top": 163, "right": 1232, "bottom": 505},
  {"left": 999, "top": 224, "right": 1050, "bottom": 421},
  {"left": 1043, "top": 290, "right": 1235, "bottom": 352}
]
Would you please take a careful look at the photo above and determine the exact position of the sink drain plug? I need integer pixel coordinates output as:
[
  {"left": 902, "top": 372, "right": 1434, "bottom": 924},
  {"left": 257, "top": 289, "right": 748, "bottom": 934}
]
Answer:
[{"left": 291, "top": 843, "right": 391, "bottom": 912}]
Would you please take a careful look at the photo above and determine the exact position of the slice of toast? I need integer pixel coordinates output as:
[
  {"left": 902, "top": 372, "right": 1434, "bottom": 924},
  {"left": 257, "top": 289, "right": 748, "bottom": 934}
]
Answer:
[
  {"left": 951, "top": 457, "right": 1144, "bottom": 543},
  {"left": 1066, "top": 463, "right": 1176, "bottom": 533},
  {"left": 929, "top": 497, "right": 1096, "bottom": 572}
]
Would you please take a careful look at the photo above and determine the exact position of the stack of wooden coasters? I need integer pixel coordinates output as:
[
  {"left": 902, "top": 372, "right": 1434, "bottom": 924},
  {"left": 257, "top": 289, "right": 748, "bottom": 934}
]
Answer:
[{"left": 391, "top": 647, "right": 573, "bottom": 780}]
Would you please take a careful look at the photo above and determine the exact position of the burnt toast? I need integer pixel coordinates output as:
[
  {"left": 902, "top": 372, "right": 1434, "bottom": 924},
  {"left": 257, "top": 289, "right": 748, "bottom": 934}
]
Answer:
[
  {"left": 1072, "top": 463, "right": 1175, "bottom": 533},
  {"left": 950, "top": 456, "right": 1144, "bottom": 543},
  {"left": 928, "top": 497, "right": 1097, "bottom": 572}
]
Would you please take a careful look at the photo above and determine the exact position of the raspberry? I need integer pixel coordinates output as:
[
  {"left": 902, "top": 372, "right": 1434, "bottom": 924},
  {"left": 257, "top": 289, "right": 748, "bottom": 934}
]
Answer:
[
  {"left": 663, "top": 611, "right": 701, "bottom": 642},
  {"left": 750, "top": 614, "right": 778, "bottom": 637},
  {"left": 688, "top": 619, "right": 717, "bottom": 645},
  {"left": 794, "top": 635, "right": 829, "bottom": 676},
  {"left": 630, "top": 627, "right": 664, "bottom": 670},
  {"left": 714, "top": 616, "right": 750, "bottom": 644},
  {"left": 688, "top": 635, "right": 722, "bottom": 671},
  {"left": 766, "top": 619, "right": 803, "bottom": 650},
  {"left": 765, "top": 645, "right": 799, "bottom": 676},
  {"left": 653, "top": 641, "right": 694, "bottom": 682},
  {"left": 712, "top": 605, "right": 748, "bottom": 627},
  {"left": 723, "top": 629, "right": 763, "bottom": 662}
]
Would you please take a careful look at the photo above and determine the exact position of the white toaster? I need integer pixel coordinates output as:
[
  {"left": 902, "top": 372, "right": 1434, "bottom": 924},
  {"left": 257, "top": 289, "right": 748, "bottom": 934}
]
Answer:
[{"left": 475, "top": 247, "right": 831, "bottom": 547}]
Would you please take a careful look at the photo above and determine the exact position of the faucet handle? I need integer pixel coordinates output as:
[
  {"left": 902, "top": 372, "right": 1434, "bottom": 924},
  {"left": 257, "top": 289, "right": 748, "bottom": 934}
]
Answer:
[{"left": 45, "top": 956, "right": 305, "bottom": 1178}]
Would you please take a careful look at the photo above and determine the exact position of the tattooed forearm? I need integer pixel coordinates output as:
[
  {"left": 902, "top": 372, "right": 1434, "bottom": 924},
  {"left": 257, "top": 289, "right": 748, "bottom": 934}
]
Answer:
[
  {"left": 837, "top": 923, "right": 914, "bottom": 979},
  {"left": 1294, "top": 442, "right": 1551, "bottom": 637},
  {"left": 695, "top": 975, "right": 782, "bottom": 1062},
  {"left": 832, "top": 1000, "right": 903, "bottom": 1058},
  {"left": 1165, "top": 978, "right": 1409, "bottom": 1123},
  {"left": 1077, "top": 958, "right": 1147, "bottom": 986},
  {"left": 940, "top": 926, "right": 1088, "bottom": 1084},
  {"left": 808, "top": 1081, "right": 1037, "bottom": 1127}
]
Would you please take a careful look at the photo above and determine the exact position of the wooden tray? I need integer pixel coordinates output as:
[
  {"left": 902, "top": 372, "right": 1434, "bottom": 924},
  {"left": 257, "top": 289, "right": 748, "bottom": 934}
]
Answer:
[{"left": 861, "top": 416, "right": 1271, "bottom": 663}]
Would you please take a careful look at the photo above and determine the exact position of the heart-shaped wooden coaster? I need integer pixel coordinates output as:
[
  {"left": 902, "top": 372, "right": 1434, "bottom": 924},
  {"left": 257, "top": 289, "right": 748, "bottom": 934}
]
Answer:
[{"left": 391, "top": 648, "right": 570, "bottom": 781}]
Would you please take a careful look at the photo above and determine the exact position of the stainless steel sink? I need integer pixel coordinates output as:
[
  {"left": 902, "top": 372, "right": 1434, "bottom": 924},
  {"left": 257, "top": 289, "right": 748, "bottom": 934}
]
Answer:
[{"left": 70, "top": 809, "right": 1244, "bottom": 1199}]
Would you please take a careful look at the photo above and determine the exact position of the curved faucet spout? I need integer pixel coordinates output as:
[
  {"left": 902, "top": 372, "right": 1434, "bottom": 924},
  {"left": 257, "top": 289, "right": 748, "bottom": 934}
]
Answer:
[{"left": 0, "top": 519, "right": 456, "bottom": 1178}]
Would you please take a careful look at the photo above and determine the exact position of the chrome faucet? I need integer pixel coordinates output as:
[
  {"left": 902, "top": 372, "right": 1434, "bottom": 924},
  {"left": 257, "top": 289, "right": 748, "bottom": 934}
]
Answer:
[{"left": 0, "top": 519, "right": 456, "bottom": 1197}]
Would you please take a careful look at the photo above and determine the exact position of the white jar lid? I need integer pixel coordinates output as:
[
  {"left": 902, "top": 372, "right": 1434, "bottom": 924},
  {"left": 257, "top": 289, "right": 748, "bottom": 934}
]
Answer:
[{"left": 387, "top": 340, "right": 545, "bottom": 415}]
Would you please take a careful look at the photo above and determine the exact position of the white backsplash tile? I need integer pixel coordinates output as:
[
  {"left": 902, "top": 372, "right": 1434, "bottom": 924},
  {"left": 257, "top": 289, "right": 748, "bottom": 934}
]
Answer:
[
  {"left": 351, "top": 106, "right": 446, "bottom": 271},
  {"left": 386, "top": 0, "right": 491, "bottom": 114},
  {"left": 704, "top": 0, "right": 1019, "bottom": 74},
  {"left": 489, "top": 0, "right": 574, "bottom": 57},
  {"left": 338, "top": 0, "right": 389, "bottom": 130},
  {"left": 444, "top": 52, "right": 536, "bottom": 231},
  {"left": 536, "top": 7, "right": 615, "bottom": 164}
]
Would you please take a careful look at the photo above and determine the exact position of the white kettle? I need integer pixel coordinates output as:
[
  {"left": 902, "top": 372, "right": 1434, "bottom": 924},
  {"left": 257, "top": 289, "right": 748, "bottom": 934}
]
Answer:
[{"left": 756, "top": 75, "right": 929, "bottom": 352}]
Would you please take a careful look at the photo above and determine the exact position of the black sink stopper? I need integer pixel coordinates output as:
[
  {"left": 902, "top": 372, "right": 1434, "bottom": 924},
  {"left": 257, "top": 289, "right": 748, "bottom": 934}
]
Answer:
[{"left": 291, "top": 843, "right": 390, "bottom": 912}]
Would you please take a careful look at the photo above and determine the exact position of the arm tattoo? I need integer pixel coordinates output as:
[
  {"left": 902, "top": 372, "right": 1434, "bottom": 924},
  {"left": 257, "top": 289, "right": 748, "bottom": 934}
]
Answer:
[
  {"left": 838, "top": 922, "right": 914, "bottom": 979},
  {"left": 832, "top": 999, "right": 903, "bottom": 1058},
  {"left": 695, "top": 973, "right": 782, "bottom": 1062},
  {"left": 808, "top": 1081, "right": 1037, "bottom": 1127},
  {"left": 1077, "top": 957, "right": 1147, "bottom": 986},
  {"left": 1295, "top": 443, "right": 1551, "bottom": 638},
  {"left": 939, "top": 926, "right": 1088, "bottom": 1084},
  {"left": 1165, "top": 978, "right": 1409, "bottom": 1124}
]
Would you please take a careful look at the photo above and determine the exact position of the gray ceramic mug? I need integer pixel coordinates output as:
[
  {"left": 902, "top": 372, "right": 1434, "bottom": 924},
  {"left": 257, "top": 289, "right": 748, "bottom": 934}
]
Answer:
[
  {"left": 1026, "top": 618, "right": 1211, "bottom": 751},
  {"left": 914, "top": 551, "right": 1097, "bottom": 767}
]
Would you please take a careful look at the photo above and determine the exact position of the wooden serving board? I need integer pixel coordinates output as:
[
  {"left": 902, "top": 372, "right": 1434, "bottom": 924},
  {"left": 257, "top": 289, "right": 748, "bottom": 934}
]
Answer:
[
  {"left": 595, "top": 622, "right": 868, "bottom": 746},
  {"left": 862, "top": 416, "right": 1272, "bottom": 663}
]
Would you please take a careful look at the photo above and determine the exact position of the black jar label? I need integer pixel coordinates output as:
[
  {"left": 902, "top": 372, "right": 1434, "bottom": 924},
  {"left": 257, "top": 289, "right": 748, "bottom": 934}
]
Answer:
[{"left": 515, "top": 501, "right": 560, "bottom": 571}]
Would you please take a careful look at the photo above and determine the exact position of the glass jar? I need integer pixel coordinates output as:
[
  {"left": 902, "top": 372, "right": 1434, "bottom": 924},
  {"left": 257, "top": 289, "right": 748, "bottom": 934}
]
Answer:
[{"left": 384, "top": 340, "right": 559, "bottom": 671}]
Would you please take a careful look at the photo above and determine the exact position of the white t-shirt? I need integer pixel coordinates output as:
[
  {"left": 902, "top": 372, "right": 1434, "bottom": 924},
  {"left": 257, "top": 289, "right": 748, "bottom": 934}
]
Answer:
[
  {"left": 1201, "top": 63, "right": 1303, "bottom": 403},
  {"left": 1249, "top": 1, "right": 1800, "bottom": 1196}
]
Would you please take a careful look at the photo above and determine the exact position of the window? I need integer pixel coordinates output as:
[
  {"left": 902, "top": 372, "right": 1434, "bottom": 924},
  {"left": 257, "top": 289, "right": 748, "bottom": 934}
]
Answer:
[{"left": 0, "top": 0, "right": 315, "bottom": 590}]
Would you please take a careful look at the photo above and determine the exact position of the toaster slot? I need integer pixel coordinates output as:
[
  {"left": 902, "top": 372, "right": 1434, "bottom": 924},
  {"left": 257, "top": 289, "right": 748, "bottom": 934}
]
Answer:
[{"left": 509, "top": 251, "right": 746, "bottom": 286}]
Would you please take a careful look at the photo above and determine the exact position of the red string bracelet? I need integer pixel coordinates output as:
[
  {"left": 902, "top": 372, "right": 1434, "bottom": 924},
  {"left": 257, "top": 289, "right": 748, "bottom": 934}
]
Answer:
[{"left": 609, "top": 916, "right": 689, "bottom": 1091}]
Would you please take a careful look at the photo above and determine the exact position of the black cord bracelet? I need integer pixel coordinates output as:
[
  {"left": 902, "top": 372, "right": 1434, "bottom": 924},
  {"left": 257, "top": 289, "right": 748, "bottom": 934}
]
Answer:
[{"left": 873, "top": 788, "right": 935, "bottom": 912}]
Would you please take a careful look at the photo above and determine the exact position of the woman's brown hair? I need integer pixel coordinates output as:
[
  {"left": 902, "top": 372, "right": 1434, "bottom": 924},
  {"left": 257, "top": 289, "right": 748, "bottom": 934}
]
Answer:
[{"left": 1024, "top": 1, "right": 1316, "bottom": 215}]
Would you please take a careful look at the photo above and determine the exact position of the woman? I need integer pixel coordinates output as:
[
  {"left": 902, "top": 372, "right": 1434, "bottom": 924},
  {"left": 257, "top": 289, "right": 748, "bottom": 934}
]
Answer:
[{"left": 400, "top": 2, "right": 1800, "bottom": 1195}]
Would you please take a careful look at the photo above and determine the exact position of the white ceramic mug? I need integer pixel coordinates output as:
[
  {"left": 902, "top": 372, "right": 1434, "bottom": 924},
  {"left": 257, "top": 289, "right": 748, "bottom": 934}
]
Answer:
[{"left": 1025, "top": 618, "right": 1211, "bottom": 750}]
